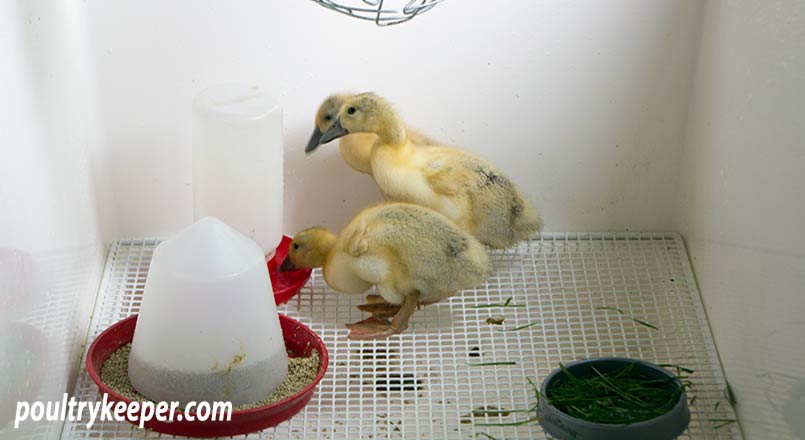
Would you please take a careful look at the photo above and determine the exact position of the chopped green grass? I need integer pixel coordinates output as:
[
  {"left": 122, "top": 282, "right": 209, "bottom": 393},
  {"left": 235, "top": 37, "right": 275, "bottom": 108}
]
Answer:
[
  {"left": 526, "top": 376, "right": 540, "bottom": 403},
  {"left": 474, "top": 416, "right": 540, "bottom": 427},
  {"left": 470, "top": 408, "right": 533, "bottom": 415},
  {"left": 470, "top": 377, "right": 541, "bottom": 428},
  {"left": 472, "top": 297, "right": 525, "bottom": 309},
  {"left": 709, "top": 418, "right": 736, "bottom": 429},
  {"left": 594, "top": 306, "right": 625, "bottom": 314},
  {"left": 632, "top": 318, "right": 659, "bottom": 330},
  {"left": 595, "top": 306, "right": 659, "bottom": 331},
  {"left": 468, "top": 361, "right": 517, "bottom": 367},
  {"left": 476, "top": 434, "right": 500, "bottom": 440},
  {"left": 506, "top": 322, "right": 538, "bottom": 331},
  {"left": 724, "top": 383, "right": 737, "bottom": 407},
  {"left": 658, "top": 364, "right": 695, "bottom": 376},
  {"left": 631, "top": 318, "right": 659, "bottom": 330},
  {"left": 546, "top": 362, "right": 685, "bottom": 424}
]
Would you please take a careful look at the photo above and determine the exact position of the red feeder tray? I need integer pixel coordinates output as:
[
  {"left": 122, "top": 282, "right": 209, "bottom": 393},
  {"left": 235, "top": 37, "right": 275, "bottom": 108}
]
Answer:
[
  {"left": 269, "top": 235, "right": 311, "bottom": 305},
  {"left": 86, "top": 314, "right": 328, "bottom": 438}
]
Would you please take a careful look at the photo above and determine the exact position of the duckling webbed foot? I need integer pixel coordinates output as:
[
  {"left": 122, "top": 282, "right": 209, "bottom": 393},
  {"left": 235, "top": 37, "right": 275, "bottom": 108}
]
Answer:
[
  {"left": 346, "top": 316, "right": 396, "bottom": 340},
  {"left": 347, "top": 292, "right": 420, "bottom": 340}
]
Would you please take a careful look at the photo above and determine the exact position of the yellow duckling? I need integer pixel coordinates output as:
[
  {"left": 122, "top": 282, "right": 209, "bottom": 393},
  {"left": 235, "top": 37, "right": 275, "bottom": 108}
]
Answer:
[
  {"left": 305, "top": 94, "right": 438, "bottom": 175},
  {"left": 279, "top": 203, "right": 490, "bottom": 340},
  {"left": 314, "top": 92, "right": 543, "bottom": 249}
]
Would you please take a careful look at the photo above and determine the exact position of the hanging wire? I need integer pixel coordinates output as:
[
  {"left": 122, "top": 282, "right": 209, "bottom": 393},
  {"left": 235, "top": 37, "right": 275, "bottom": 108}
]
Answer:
[{"left": 310, "top": 0, "right": 447, "bottom": 26}]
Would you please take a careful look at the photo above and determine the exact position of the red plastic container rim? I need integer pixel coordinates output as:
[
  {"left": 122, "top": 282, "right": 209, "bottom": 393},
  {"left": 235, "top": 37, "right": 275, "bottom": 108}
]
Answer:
[
  {"left": 269, "top": 235, "right": 312, "bottom": 305},
  {"left": 85, "top": 314, "right": 329, "bottom": 418}
]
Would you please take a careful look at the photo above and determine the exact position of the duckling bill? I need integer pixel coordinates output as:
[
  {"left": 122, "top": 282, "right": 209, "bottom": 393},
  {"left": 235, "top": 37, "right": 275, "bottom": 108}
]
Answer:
[
  {"left": 317, "top": 118, "right": 349, "bottom": 145},
  {"left": 304, "top": 127, "right": 323, "bottom": 154},
  {"left": 279, "top": 255, "right": 298, "bottom": 272}
]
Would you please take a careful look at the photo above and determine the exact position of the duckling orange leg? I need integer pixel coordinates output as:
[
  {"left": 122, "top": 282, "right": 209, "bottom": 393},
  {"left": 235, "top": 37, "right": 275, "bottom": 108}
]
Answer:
[
  {"left": 357, "top": 294, "right": 401, "bottom": 318},
  {"left": 358, "top": 293, "right": 444, "bottom": 316},
  {"left": 364, "top": 294, "right": 388, "bottom": 304},
  {"left": 347, "top": 292, "right": 420, "bottom": 340}
]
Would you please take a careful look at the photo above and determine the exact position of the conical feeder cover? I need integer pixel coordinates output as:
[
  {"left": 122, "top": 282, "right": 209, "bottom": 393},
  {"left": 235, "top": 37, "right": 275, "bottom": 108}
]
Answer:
[{"left": 128, "top": 218, "right": 288, "bottom": 406}]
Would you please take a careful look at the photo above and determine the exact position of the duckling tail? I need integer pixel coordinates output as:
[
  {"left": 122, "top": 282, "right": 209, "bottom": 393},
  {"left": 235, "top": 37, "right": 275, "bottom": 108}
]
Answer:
[{"left": 513, "top": 199, "right": 543, "bottom": 239}]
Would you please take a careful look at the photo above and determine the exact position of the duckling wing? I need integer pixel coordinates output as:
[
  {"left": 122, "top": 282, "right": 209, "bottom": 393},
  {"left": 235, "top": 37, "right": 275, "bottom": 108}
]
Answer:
[
  {"left": 420, "top": 149, "right": 467, "bottom": 196},
  {"left": 423, "top": 162, "right": 460, "bottom": 195},
  {"left": 345, "top": 220, "right": 370, "bottom": 257},
  {"left": 344, "top": 218, "right": 394, "bottom": 286}
]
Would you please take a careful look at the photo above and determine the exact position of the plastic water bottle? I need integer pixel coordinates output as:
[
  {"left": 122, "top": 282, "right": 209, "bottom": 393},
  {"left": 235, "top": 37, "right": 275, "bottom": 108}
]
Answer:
[{"left": 192, "top": 84, "right": 283, "bottom": 256}]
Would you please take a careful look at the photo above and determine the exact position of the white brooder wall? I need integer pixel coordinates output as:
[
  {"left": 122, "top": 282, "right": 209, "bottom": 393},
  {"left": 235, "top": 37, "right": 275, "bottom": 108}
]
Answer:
[
  {"left": 0, "top": 1, "right": 107, "bottom": 438},
  {"left": 9, "top": 1, "right": 805, "bottom": 439},
  {"left": 83, "top": 0, "right": 705, "bottom": 236},
  {"left": 675, "top": 1, "right": 805, "bottom": 438}
]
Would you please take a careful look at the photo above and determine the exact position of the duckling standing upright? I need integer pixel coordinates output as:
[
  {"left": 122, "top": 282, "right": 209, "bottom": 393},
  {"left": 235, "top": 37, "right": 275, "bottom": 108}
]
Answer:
[
  {"left": 306, "top": 94, "right": 438, "bottom": 175},
  {"left": 313, "top": 92, "right": 542, "bottom": 249},
  {"left": 280, "top": 203, "right": 490, "bottom": 340}
]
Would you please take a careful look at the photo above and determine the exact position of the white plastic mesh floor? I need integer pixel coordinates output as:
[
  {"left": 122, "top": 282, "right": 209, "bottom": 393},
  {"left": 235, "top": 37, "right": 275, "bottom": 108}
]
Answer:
[{"left": 62, "top": 233, "right": 742, "bottom": 439}]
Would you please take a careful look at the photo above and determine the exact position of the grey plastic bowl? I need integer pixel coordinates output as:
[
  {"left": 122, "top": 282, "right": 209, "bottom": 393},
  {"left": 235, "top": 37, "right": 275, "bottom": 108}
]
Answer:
[{"left": 538, "top": 357, "right": 690, "bottom": 440}]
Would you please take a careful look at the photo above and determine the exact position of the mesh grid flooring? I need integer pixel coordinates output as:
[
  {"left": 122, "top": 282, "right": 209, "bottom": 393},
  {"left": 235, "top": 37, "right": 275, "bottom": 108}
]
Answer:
[
  {"left": 9, "top": 245, "right": 101, "bottom": 440},
  {"left": 62, "top": 233, "right": 742, "bottom": 439}
]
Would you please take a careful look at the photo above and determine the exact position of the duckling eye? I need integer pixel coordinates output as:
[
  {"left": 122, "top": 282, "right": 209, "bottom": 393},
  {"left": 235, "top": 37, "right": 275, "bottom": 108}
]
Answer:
[
  {"left": 324, "top": 115, "right": 332, "bottom": 122},
  {"left": 292, "top": 243, "right": 300, "bottom": 250},
  {"left": 347, "top": 106, "right": 356, "bottom": 115}
]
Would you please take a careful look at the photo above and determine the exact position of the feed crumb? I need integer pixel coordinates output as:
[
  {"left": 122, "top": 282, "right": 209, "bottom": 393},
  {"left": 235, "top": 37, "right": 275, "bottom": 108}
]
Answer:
[
  {"left": 100, "top": 343, "right": 319, "bottom": 410},
  {"left": 485, "top": 316, "right": 505, "bottom": 325}
]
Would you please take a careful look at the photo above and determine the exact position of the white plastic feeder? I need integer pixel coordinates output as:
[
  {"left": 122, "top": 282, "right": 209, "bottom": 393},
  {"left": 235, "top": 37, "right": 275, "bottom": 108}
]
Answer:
[{"left": 128, "top": 218, "right": 288, "bottom": 406}]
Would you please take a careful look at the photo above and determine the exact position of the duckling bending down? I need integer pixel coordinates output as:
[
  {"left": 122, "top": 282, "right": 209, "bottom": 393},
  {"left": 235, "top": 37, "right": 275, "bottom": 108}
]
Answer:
[
  {"left": 314, "top": 92, "right": 543, "bottom": 249},
  {"left": 279, "top": 203, "right": 491, "bottom": 340},
  {"left": 306, "top": 94, "right": 439, "bottom": 175}
]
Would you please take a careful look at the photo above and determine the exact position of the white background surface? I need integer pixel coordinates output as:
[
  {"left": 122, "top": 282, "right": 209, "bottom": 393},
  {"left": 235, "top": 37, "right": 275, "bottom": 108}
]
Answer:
[
  {"left": 675, "top": 1, "right": 805, "bottom": 438},
  {"left": 2, "top": 0, "right": 804, "bottom": 438},
  {"left": 0, "top": 1, "right": 105, "bottom": 437},
  {"left": 82, "top": 0, "right": 704, "bottom": 237}
]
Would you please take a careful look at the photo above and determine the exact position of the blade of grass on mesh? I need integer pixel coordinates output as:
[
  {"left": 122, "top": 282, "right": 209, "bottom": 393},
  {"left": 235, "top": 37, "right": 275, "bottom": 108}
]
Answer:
[
  {"left": 471, "top": 408, "right": 532, "bottom": 415},
  {"left": 595, "top": 306, "right": 625, "bottom": 314},
  {"left": 658, "top": 364, "right": 695, "bottom": 375},
  {"left": 506, "top": 322, "right": 538, "bottom": 331},
  {"left": 472, "top": 296, "right": 525, "bottom": 309},
  {"left": 596, "top": 306, "right": 658, "bottom": 330},
  {"left": 709, "top": 418, "right": 736, "bottom": 429},
  {"left": 632, "top": 318, "right": 659, "bottom": 330},
  {"left": 526, "top": 376, "right": 541, "bottom": 411},
  {"left": 475, "top": 376, "right": 543, "bottom": 417},
  {"left": 724, "top": 383, "right": 737, "bottom": 407},
  {"left": 468, "top": 361, "right": 517, "bottom": 366},
  {"left": 475, "top": 416, "right": 540, "bottom": 427}
]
